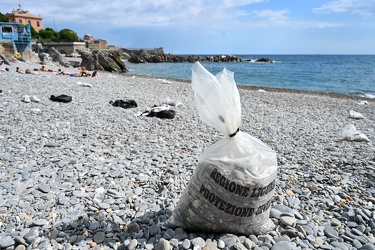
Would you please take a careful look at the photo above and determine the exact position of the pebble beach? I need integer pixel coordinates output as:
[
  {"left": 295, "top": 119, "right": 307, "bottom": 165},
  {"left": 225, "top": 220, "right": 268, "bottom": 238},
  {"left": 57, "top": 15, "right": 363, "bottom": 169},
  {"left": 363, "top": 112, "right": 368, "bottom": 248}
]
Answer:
[{"left": 0, "top": 60, "right": 375, "bottom": 250}]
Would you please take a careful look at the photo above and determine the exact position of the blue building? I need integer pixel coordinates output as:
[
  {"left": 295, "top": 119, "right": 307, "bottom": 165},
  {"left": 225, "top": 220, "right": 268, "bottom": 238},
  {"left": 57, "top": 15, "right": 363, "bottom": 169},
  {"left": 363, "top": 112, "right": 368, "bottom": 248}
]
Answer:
[{"left": 0, "top": 22, "right": 32, "bottom": 57}]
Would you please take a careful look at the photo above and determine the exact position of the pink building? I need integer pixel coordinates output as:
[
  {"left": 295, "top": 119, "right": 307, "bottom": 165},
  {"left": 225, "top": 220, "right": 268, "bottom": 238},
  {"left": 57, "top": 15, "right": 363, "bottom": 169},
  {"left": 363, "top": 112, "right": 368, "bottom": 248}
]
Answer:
[{"left": 5, "top": 6, "right": 43, "bottom": 32}]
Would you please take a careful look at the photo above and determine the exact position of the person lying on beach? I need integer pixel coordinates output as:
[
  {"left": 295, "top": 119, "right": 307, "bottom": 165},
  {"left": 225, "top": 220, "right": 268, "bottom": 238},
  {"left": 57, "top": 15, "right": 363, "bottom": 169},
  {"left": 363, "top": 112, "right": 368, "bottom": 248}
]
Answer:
[
  {"left": 16, "top": 67, "right": 39, "bottom": 75},
  {"left": 40, "top": 66, "right": 56, "bottom": 72},
  {"left": 79, "top": 67, "right": 99, "bottom": 77},
  {"left": 25, "top": 68, "right": 40, "bottom": 75},
  {"left": 56, "top": 69, "right": 71, "bottom": 75},
  {"left": 80, "top": 67, "right": 92, "bottom": 77},
  {"left": 16, "top": 67, "right": 26, "bottom": 74},
  {"left": 56, "top": 69, "right": 81, "bottom": 77}
]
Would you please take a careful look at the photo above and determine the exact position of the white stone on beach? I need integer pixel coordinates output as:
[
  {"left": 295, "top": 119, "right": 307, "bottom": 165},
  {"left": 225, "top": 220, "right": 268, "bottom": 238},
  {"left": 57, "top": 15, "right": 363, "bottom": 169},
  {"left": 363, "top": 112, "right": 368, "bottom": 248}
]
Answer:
[{"left": 349, "top": 110, "right": 364, "bottom": 119}]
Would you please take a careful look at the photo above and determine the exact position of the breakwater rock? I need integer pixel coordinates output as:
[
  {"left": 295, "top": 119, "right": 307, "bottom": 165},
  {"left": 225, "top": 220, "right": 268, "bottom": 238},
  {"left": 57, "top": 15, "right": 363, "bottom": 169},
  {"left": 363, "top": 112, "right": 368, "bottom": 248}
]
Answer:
[
  {"left": 48, "top": 47, "right": 71, "bottom": 67},
  {"left": 125, "top": 49, "right": 245, "bottom": 63},
  {"left": 78, "top": 49, "right": 129, "bottom": 72},
  {"left": 256, "top": 57, "right": 274, "bottom": 63}
]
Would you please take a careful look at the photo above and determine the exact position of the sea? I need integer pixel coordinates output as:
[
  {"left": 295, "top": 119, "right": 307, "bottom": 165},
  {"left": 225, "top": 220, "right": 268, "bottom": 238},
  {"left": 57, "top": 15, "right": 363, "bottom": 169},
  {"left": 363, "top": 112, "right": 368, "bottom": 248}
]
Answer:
[{"left": 125, "top": 54, "right": 375, "bottom": 98}]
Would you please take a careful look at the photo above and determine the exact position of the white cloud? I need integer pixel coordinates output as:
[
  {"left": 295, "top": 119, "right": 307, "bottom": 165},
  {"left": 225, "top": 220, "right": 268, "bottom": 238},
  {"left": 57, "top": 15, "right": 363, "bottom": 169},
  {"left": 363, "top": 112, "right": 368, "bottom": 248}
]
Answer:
[
  {"left": 252, "top": 9, "right": 290, "bottom": 23},
  {"left": 313, "top": 0, "right": 375, "bottom": 17},
  {"left": 249, "top": 9, "right": 341, "bottom": 29},
  {"left": 23, "top": 0, "right": 267, "bottom": 28}
]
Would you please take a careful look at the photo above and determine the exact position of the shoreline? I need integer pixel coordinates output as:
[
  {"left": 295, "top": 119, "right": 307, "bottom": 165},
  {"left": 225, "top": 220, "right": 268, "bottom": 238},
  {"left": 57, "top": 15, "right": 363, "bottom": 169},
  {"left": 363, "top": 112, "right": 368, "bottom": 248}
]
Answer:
[
  {"left": 6, "top": 58, "right": 374, "bottom": 102},
  {"left": 122, "top": 73, "right": 375, "bottom": 102}
]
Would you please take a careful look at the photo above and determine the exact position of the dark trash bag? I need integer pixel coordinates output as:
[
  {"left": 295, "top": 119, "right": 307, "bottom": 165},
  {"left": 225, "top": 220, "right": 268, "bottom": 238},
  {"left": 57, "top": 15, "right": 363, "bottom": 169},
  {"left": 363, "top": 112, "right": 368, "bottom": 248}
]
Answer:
[
  {"left": 109, "top": 99, "right": 138, "bottom": 109},
  {"left": 50, "top": 94, "right": 73, "bottom": 103},
  {"left": 146, "top": 109, "right": 176, "bottom": 119}
]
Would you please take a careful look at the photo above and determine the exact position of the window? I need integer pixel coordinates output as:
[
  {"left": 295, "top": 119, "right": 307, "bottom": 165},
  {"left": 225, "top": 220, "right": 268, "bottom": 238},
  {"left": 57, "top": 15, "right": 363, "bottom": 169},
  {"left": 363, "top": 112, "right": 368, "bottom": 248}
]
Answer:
[
  {"left": 28, "top": 20, "right": 31, "bottom": 24},
  {"left": 2, "top": 26, "right": 13, "bottom": 33},
  {"left": 19, "top": 20, "right": 23, "bottom": 23},
  {"left": 37, "top": 21, "right": 40, "bottom": 27}
]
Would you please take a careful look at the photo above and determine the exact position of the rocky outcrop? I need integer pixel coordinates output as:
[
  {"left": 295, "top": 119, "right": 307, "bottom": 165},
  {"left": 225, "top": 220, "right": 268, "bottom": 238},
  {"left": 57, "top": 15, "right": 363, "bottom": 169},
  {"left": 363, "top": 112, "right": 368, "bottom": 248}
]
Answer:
[
  {"left": 76, "top": 49, "right": 102, "bottom": 70},
  {"left": 78, "top": 49, "right": 128, "bottom": 72},
  {"left": 126, "top": 49, "right": 246, "bottom": 63},
  {"left": 48, "top": 47, "right": 71, "bottom": 67},
  {"left": 38, "top": 52, "right": 56, "bottom": 65},
  {"left": 0, "top": 53, "right": 11, "bottom": 65},
  {"left": 255, "top": 57, "right": 273, "bottom": 63}
]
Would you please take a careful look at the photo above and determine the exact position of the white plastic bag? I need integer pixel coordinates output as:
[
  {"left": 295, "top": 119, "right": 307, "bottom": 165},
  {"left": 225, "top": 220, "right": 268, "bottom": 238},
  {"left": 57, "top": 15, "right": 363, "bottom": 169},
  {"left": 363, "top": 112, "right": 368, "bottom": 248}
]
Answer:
[
  {"left": 167, "top": 62, "right": 278, "bottom": 234},
  {"left": 342, "top": 124, "right": 370, "bottom": 142}
]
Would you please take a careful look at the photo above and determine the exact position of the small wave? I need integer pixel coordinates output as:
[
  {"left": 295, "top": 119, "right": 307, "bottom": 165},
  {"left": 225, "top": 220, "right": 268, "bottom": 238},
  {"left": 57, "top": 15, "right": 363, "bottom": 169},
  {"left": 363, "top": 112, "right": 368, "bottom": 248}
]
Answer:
[
  {"left": 363, "top": 93, "right": 375, "bottom": 99},
  {"left": 245, "top": 59, "right": 280, "bottom": 63},
  {"left": 358, "top": 93, "right": 375, "bottom": 99}
]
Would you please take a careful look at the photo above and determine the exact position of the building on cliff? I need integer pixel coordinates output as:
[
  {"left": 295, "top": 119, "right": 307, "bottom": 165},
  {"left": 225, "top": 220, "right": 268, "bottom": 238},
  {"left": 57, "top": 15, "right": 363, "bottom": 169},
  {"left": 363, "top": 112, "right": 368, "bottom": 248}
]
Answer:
[
  {"left": 84, "top": 34, "right": 108, "bottom": 50},
  {"left": 5, "top": 5, "right": 43, "bottom": 32}
]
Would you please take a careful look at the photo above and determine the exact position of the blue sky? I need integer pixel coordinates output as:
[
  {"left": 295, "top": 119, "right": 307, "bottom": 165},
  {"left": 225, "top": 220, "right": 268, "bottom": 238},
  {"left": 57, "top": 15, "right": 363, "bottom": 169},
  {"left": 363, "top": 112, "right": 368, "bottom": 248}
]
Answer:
[{"left": 2, "top": 0, "right": 375, "bottom": 54}]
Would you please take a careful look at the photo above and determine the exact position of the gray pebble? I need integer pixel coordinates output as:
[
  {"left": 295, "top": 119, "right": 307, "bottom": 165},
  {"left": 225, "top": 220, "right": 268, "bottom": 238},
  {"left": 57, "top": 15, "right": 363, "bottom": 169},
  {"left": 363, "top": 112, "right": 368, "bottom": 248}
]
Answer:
[
  {"left": 127, "top": 239, "right": 138, "bottom": 250},
  {"left": 360, "top": 244, "right": 375, "bottom": 250},
  {"left": 182, "top": 239, "right": 191, "bottom": 249},
  {"left": 163, "top": 228, "right": 175, "bottom": 240},
  {"left": 271, "top": 241, "right": 292, "bottom": 250},
  {"left": 94, "top": 231, "right": 105, "bottom": 244},
  {"left": 0, "top": 235, "right": 15, "bottom": 248},
  {"left": 192, "top": 237, "right": 206, "bottom": 248},
  {"left": 155, "top": 238, "right": 171, "bottom": 250}
]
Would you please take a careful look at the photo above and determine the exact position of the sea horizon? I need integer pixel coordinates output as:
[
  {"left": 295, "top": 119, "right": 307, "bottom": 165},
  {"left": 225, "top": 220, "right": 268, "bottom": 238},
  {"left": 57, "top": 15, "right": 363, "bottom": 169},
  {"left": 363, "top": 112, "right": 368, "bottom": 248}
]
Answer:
[{"left": 125, "top": 54, "right": 375, "bottom": 99}]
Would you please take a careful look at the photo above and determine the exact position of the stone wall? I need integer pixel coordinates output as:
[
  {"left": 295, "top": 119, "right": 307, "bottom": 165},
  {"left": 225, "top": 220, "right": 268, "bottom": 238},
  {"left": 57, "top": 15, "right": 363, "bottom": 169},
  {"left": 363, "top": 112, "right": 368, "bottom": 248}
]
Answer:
[{"left": 43, "top": 42, "right": 87, "bottom": 57}]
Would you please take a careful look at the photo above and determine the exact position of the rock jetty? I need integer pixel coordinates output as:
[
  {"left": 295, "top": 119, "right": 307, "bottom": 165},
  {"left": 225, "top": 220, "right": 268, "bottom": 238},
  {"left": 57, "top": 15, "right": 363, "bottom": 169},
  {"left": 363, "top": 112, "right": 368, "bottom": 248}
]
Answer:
[{"left": 125, "top": 49, "right": 246, "bottom": 63}]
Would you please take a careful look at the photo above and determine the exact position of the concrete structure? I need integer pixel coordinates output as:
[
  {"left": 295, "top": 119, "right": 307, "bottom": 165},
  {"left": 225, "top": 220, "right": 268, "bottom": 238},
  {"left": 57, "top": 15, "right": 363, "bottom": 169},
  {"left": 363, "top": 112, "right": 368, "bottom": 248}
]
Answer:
[
  {"left": 0, "top": 22, "right": 32, "bottom": 56},
  {"left": 43, "top": 42, "right": 87, "bottom": 57},
  {"left": 5, "top": 6, "right": 43, "bottom": 32}
]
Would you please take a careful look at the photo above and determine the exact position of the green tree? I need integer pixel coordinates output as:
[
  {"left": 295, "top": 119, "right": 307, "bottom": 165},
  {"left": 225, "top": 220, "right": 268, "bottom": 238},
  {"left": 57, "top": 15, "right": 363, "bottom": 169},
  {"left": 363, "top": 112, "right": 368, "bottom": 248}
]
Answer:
[
  {"left": 38, "top": 27, "right": 60, "bottom": 43},
  {"left": 0, "top": 12, "right": 10, "bottom": 22},
  {"left": 30, "top": 25, "right": 39, "bottom": 39},
  {"left": 59, "top": 29, "right": 78, "bottom": 42}
]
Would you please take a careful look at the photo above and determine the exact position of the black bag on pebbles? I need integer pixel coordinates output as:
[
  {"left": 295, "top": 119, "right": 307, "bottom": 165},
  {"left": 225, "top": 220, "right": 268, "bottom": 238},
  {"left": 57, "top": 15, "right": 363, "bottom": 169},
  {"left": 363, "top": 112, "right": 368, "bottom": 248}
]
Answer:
[{"left": 167, "top": 62, "right": 278, "bottom": 235}]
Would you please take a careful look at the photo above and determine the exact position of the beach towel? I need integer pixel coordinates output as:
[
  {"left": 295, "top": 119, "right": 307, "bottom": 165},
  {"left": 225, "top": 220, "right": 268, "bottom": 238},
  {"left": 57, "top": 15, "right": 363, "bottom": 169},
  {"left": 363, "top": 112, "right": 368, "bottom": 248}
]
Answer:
[
  {"left": 50, "top": 94, "right": 73, "bottom": 103},
  {"left": 167, "top": 62, "right": 278, "bottom": 235}
]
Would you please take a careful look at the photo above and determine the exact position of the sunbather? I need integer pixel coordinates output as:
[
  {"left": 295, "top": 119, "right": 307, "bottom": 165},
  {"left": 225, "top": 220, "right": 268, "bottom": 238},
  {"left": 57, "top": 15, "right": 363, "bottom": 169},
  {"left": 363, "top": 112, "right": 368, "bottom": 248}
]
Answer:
[
  {"left": 16, "top": 67, "right": 25, "bottom": 74},
  {"left": 17, "top": 67, "right": 39, "bottom": 75},
  {"left": 25, "top": 68, "right": 39, "bottom": 75},
  {"left": 56, "top": 69, "right": 70, "bottom": 75},
  {"left": 80, "top": 67, "right": 92, "bottom": 77},
  {"left": 40, "top": 66, "right": 56, "bottom": 72}
]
